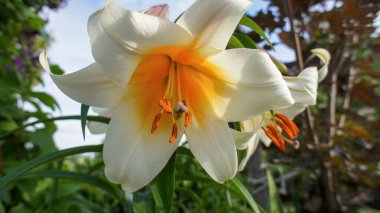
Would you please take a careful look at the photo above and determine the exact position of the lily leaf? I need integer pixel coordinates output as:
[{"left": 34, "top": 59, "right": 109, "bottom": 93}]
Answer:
[
  {"left": 267, "top": 170, "right": 284, "bottom": 213},
  {"left": 227, "top": 35, "right": 245, "bottom": 48},
  {"left": 81, "top": 104, "right": 90, "bottom": 140},
  {"left": 151, "top": 153, "right": 176, "bottom": 213},
  {"left": 229, "top": 177, "right": 263, "bottom": 213},
  {"left": 239, "top": 16, "right": 273, "bottom": 48},
  {"left": 0, "top": 145, "right": 102, "bottom": 188},
  {"left": 234, "top": 32, "right": 257, "bottom": 49},
  {"left": 17, "top": 170, "right": 119, "bottom": 199}
]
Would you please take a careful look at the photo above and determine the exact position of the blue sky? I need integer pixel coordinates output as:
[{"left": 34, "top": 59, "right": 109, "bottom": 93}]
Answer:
[{"left": 40, "top": 0, "right": 295, "bottom": 149}]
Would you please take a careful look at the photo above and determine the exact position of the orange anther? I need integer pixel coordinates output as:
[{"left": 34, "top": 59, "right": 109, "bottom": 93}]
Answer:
[
  {"left": 184, "top": 111, "right": 192, "bottom": 127},
  {"left": 159, "top": 99, "right": 172, "bottom": 114},
  {"left": 275, "top": 114, "right": 300, "bottom": 136},
  {"left": 263, "top": 125, "right": 285, "bottom": 152},
  {"left": 169, "top": 124, "right": 178, "bottom": 143},
  {"left": 276, "top": 119, "right": 296, "bottom": 139},
  {"left": 151, "top": 113, "right": 161, "bottom": 134}
]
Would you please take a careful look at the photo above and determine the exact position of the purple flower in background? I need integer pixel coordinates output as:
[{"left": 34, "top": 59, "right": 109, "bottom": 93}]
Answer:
[
  {"left": 3, "top": 64, "right": 13, "bottom": 72},
  {"left": 14, "top": 58, "right": 22, "bottom": 69}
]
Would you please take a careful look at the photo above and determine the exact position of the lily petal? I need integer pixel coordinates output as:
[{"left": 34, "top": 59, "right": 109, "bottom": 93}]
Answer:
[
  {"left": 186, "top": 114, "right": 237, "bottom": 183},
  {"left": 240, "top": 115, "right": 264, "bottom": 133},
  {"left": 103, "top": 100, "right": 181, "bottom": 192},
  {"left": 88, "top": 10, "right": 141, "bottom": 87},
  {"left": 177, "top": 0, "right": 251, "bottom": 50},
  {"left": 100, "top": 1, "right": 193, "bottom": 53},
  {"left": 39, "top": 51, "right": 125, "bottom": 108},
  {"left": 231, "top": 129, "right": 255, "bottom": 150},
  {"left": 238, "top": 133, "right": 260, "bottom": 171},
  {"left": 198, "top": 49, "right": 294, "bottom": 121},
  {"left": 87, "top": 107, "right": 112, "bottom": 134},
  {"left": 311, "top": 48, "right": 331, "bottom": 82},
  {"left": 283, "top": 66, "right": 319, "bottom": 106}
]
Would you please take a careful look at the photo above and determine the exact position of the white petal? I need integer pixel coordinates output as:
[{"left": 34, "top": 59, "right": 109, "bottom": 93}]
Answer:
[
  {"left": 100, "top": 1, "right": 193, "bottom": 53},
  {"left": 88, "top": 9, "right": 141, "bottom": 87},
  {"left": 259, "top": 130, "right": 272, "bottom": 147},
  {"left": 103, "top": 101, "right": 181, "bottom": 192},
  {"left": 39, "top": 51, "right": 125, "bottom": 108},
  {"left": 283, "top": 67, "right": 319, "bottom": 106},
  {"left": 88, "top": 121, "right": 108, "bottom": 135},
  {"left": 177, "top": 0, "right": 251, "bottom": 50},
  {"left": 276, "top": 103, "right": 308, "bottom": 120},
  {"left": 230, "top": 129, "right": 255, "bottom": 150},
  {"left": 201, "top": 49, "right": 294, "bottom": 121},
  {"left": 311, "top": 48, "right": 331, "bottom": 82},
  {"left": 240, "top": 115, "right": 264, "bottom": 133},
  {"left": 186, "top": 114, "right": 237, "bottom": 183},
  {"left": 87, "top": 107, "right": 113, "bottom": 134},
  {"left": 238, "top": 133, "right": 260, "bottom": 171}
]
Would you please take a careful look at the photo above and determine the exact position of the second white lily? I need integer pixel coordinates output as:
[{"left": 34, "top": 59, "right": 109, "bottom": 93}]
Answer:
[{"left": 235, "top": 48, "right": 331, "bottom": 171}]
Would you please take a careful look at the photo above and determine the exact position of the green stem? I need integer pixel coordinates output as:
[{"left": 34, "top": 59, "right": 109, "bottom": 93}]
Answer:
[
  {"left": 1, "top": 115, "right": 110, "bottom": 138},
  {"left": 0, "top": 145, "right": 103, "bottom": 188}
]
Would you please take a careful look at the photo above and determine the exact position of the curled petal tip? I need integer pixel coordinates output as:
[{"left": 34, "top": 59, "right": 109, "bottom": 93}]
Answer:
[
  {"left": 39, "top": 50, "right": 52, "bottom": 73},
  {"left": 311, "top": 48, "right": 331, "bottom": 82},
  {"left": 311, "top": 48, "right": 331, "bottom": 63}
]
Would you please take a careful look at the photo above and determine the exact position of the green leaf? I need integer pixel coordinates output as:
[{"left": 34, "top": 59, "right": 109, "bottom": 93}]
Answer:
[
  {"left": 239, "top": 16, "right": 273, "bottom": 48},
  {"left": 227, "top": 35, "right": 245, "bottom": 48},
  {"left": 270, "top": 56, "right": 288, "bottom": 74},
  {"left": 81, "top": 104, "right": 90, "bottom": 140},
  {"left": 176, "top": 174, "right": 264, "bottom": 212},
  {"left": 0, "top": 120, "right": 18, "bottom": 134},
  {"left": 234, "top": 33, "right": 257, "bottom": 49},
  {"left": 267, "top": 170, "right": 283, "bottom": 213},
  {"left": 133, "top": 191, "right": 156, "bottom": 213},
  {"left": 0, "top": 145, "right": 102, "bottom": 188},
  {"left": 151, "top": 153, "right": 176, "bottom": 213},
  {"left": 49, "top": 64, "right": 65, "bottom": 75},
  {"left": 30, "top": 92, "right": 60, "bottom": 111},
  {"left": 176, "top": 187, "right": 204, "bottom": 207},
  {"left": 176, "top": 146, "right": 193, "bottom": 157},
  {"left": 229, "top": 177, "right": 262, "bottom": 213},
  {"left": 17, "top": 170, "right": 120, "bottom": 199},
  {"left": 29, "top": 128, "right": 57, "bottom": 154}
]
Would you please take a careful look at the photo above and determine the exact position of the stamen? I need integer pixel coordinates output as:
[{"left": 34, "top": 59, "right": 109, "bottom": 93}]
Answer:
[
  {"left": 263, "top": 125, "right": 285, "bottom": 152},
  {"left": 185, "top": 111, "right": 192, "bottom": 127},
  {"left": 275, "top": 114, "right": 300, "bottom": 135},
  {"left": 275, "top": 119, "right": 296, "bottom": 139},
  {"left": 151, "top": 113, "right": 162, "bottom": 134},
  {"left": 169, "top": 124, "right": 178, "bottom": 143},
  {"left": 182, "top": 100, "right": 192, "bottom": 127},
  {"left": 159, "top": 99, "right": 173, "bottom": 114}
]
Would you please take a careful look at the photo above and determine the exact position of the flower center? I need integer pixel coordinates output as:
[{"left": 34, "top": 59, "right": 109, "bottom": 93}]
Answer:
[
  {"left": 148, "top": 48, "right": 197, "bottom": 143},
  {"left": 262, "top": 113, "right": 300, "bottom": 151}
]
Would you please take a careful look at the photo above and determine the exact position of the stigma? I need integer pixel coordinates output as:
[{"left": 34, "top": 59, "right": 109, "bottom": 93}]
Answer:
[
  {"left": 262, "top": 113, "right": 300, "bottom": 152},
  {"left": 150, "top": 61, "right": 192, "bottom": 143}
]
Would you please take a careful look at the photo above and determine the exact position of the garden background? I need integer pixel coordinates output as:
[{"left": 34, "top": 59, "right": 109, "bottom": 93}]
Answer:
[{"left": 0, "top": 0, "right": 379, "bottom": 212}]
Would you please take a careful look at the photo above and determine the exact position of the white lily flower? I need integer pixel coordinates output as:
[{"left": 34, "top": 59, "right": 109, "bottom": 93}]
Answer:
[
  {"left": 235, "top": 48, "right": 330, "bottom": 170},
  {"left": 40, "top": 0, "right": 295, "bottom": 191}
]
